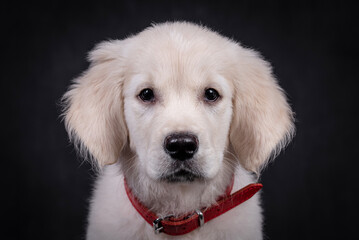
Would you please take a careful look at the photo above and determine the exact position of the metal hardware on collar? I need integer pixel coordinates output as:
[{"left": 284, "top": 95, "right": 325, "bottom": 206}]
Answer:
[
  {"left": 195, "top": 210, "right": 204, "bottom": 227},
  {"left": 153, "top": 217, "right": 163, "bottom": 234},
  {"left": 153, "top": 215, "right": 174, "bottom": 234}
]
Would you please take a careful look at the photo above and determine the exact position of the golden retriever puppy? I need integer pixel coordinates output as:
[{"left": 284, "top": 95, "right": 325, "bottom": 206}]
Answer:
[{"left": 62, "top": 22, "right": 294, "bottom": 240}]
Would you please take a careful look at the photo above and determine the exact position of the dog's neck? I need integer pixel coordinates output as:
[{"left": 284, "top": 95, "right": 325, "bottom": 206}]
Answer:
[{"left": 122, "top": 161, "right": 235, "bottom": 217}]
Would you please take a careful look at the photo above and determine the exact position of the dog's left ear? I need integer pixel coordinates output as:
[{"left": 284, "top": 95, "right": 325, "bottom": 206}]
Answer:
[
  {"left": 62, "top": 40, "right": 128, "bottom": 168},
  {"left": 229, "top": 46, "right": 295, "bottom": 173}
]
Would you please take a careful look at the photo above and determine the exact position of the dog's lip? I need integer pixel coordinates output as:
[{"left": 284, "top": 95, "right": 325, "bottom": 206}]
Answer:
[{"left": 161, "top": 168, "right": 203, "bottom": 183}]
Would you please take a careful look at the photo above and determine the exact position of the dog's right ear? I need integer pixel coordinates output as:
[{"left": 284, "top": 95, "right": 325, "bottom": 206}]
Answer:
[{"left": 62, "top": 40, "right": 128, "bottom": 168}]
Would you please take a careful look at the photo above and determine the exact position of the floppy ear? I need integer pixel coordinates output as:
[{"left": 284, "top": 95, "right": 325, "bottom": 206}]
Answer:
[
  {"left": 229, "top": 47, "right": 295, "bottom": 173},
  {"left": 62, "top": 40, "right": 128, "bottom": 168}
]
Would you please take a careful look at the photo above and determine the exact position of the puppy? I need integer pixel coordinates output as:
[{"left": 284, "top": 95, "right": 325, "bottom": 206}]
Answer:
[{"left": 62, "top": 22, "right": 294, "bottom": 240}]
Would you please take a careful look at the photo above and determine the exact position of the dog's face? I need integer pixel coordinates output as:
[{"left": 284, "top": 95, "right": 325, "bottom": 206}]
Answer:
[
  {"left": 123, "top": 51, "right": 234, "bottom": 182},
  {"left": 63, "top": 22, "right": 294, "bottom": 184}
]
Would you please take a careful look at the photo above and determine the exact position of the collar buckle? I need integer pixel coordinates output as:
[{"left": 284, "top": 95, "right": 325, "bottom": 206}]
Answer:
[
  {"left": 153, "top": 210, "right": 204, "bottom": 234},
  {"left": 153, "top": 215, "right": 173, "bottom": 234}
]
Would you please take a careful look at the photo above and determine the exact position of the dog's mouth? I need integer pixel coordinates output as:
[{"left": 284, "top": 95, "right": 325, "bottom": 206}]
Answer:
[{"left": 160, "top": 166, "right": 203, "bottom": 183}]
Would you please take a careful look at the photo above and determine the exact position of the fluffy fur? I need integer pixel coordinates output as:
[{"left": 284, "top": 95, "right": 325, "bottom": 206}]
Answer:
[{"left": 62, "top": 22, "right": 294, "bottom": 240}]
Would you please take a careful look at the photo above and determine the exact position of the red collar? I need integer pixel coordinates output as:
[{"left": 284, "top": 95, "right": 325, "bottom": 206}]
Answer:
[{"left": 124, "top": 178, "right": 262, "bottom": 236}]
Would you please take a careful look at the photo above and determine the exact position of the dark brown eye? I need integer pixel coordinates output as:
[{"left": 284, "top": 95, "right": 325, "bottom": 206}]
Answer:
[
  {"left": 139, "top": 88, "right": 155, "bottom": 102},
  {"left": 204, "top": 88, "right": 220, "bottom": 102}
]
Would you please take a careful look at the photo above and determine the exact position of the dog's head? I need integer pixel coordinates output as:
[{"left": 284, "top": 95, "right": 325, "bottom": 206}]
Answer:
[{"left": 62, "top": 22, "right": 294, "bottom": 183}]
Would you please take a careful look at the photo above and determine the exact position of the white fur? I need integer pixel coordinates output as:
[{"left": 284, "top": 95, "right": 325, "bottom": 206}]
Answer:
[{"left": 62, "top": 22, "right": 294, "bottom": 240}]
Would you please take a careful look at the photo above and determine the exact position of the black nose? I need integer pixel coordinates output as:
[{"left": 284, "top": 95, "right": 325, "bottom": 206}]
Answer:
[{"left": 164, "top": 133, "right": 199, "bottom": 161}]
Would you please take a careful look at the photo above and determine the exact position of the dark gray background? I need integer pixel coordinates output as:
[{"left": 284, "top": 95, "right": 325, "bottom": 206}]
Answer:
[{"left": 5, "top": 0, "right": 358, "bottom": 239}]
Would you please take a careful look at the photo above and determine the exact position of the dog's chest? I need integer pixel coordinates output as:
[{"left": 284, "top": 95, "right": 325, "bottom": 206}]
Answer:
[{"left": 86, "top": 166, "right": 262, "bottom": 240}]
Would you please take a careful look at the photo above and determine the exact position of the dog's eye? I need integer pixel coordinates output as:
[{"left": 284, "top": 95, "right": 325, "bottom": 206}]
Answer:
[
  {"left": 139, "top": 88, "right": 155, "bottom": 102},
  {"left": 204, "top": 88, "right": 220, "bottom": 102}
]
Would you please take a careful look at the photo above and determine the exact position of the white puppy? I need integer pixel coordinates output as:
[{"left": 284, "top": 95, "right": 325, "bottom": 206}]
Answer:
[{"left": 62, "top": 22, "right": 294, "bottom": 240}]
